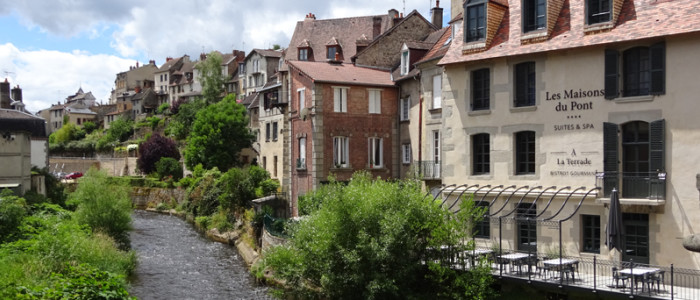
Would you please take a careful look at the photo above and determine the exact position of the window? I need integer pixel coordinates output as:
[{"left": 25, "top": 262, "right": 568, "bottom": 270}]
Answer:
[
  {"left": 465, "top": 0, "right": 486, "bottom": 42},
  {"left": 474, "top": 201, "right": 490, "bottom": 238},
  {"left": 402, "top": 143, "right": 411, "bottom": 164},
  {"left": 514, "top": 62, "right": 536, "bottom": 107},
  {"left": 604, "top": 43, "right": 665, "bottom": 99},
  {"left": 603, "top": 120, "right": 665, "bottom": 199},
  {"left": 622, "top": 213, "right": 649, "bottom": 264},
  {"left": 515, "top": 131, "right": 536, "bottom": 174},
  {"left": 327, "top": 46, "right": 338, "bottom": 60},
  {"left": 433, "top": 130, "right": 441, "bottom": 164},
  {"left": 517, "top": 203, "right": 537, "bottom": 252},
  {"left": 400, "top": 97, "right": 410, "bottom": 121},
  {"left": 273, "top": 156, "right": 278, "bottom": 177},
  {"left": 432, "top": 75, "right": 442, "bottom": 109},
  {"left": 334, "top": 87, "right": 347, "bottom": 112},
  {"left": 164, "top": 74, "right": 167, "bottom": 82},
  {"left": 333, "top": 136, "right": 349, "bottom": 168},
  {"left": 400, "top": 49, "right": 409, "bottom": 75},
  {"left": 239, "top": 63, "right": 245, "bottom": 76},
  {"left": 587, "top": 0, "right": 611, "bottom": 24},
  {"left": 299, "top": 48, "right": 308, "bottom": 61},
  {"left": 369, "top": 90, "right": 381, "bottom": 114},
  {"left": 262, "top": 156, "right": 267, "bottom": 170},
  {"left": 272, "top": 122, "right": 278, "bottom": 141},
  {"left": 472, "top": 133, "right": 490, "bottom": 175},
  {"left": 523, "top": 0, "right": 546, "bottom": 32},
  {"left": 582, "top": 215, "right": 601, "bottom": 253},
  {"left": 297, "top": 137, "right": 306, "bottom": 169},
  {"left": 265, "top": 123, "right": 271, "bottom": 142},
  {"left": 368, "top": 137, "right": 383, "bottom": 168},
  {"left": 297, "top": 88, "right": 305, "bottom": 111},
  {"left": 472, "top": 68, "right": 490, "bottom": 110}
]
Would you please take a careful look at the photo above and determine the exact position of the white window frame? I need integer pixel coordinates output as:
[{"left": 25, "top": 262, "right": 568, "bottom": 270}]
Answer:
[
  {"left": 333, "top": 136, "right": 349, "bottom": 168},
  {"left": 432, "top": 75, "right": 442, "bottom": 109},
  {"left": 298, "top": 137, "right": 306, "bottom": 169},
  {"left": 297, "top": 88, "right": 306, "bottom": 111},
  {"left": 402, "top": 143, "right": 411, "bottom": 164},
  {"left": 400, "top": 44, "right": 410, "bottom": 75},
  {"left": 368, "top": 137, "right": 383, "bottom": 168},
  {"left": 333, "top": 87, "right": 348, "bottom": 112},
  {"left": 369, "top": 89, "right": 381, "bottom": 114},
  {"left": 400, "top": 97, "right": 410, "bottom": 121}
]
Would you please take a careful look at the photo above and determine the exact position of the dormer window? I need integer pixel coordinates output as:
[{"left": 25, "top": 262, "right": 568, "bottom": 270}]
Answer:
[
  {"left": 400, "top": 45, "right": 410, "bottom": 75},
  {"left": 327, "top": 46, "right": 339, "bottom": 60},
  {"left": 523, "top": 0, "right": 546, "bottom": 32},
  {"left": 587, "top": 0, "right": 611, "bottom": 25},
  {"left": 299, "top": 48, "right": 309, "bottom": 61},
  {"left": 465, "top": 0, "right": 486, "bottom": 42}
]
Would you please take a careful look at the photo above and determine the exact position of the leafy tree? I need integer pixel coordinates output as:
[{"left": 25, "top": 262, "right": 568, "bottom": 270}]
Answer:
[
  {"left": 50, "top": 123, "right": 85, "bottom": 145},
  {"left": 137, "top": 134, "right": 180, "bottom": 175},
  {"left": 167, "top": 99, "right": 205, "bottom": 140},
  {"left": 96, "top": 118, "right": 134, "bottom": 151},
  {"left": 262, "top": 172, "right": 495, "bottom": 299},
  {"left": 155, "top": 157, "right": 183, "bottom": 180},
  {"left": 157, "top": 102, "right": 170, "bottom": 114},
  {"left": 69, "top": 169, "right": 132, "bottom": 249},
  {"left": 196, "top": 51, "right": 225, "bottom": 104},
  {"left": 82, "top": 121, "right": 97, "bottom": 134},
  {"left": 184, "top": 94, "right": 254, "bottom": 170}
]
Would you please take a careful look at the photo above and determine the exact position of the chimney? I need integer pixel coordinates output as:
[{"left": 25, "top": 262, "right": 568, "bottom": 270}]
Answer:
[
  {"left": 200, "top": 53, "right": 207, "bottom": 61},
  {"left": 0, "top": 79, "right": 10, "bottom": 109},
  {"left": 305, "top": 13, "right": 316, "bottom": 21},
  {"left": 431, "top": 0, "right": 443, "bottom": 29},
  {"left": 166, "top": 57, "right": 173, "bottom": 62},
  {"left": 149, "top": 59, "right": 156, "bottom": 65},
  {"left": 11, "top": 85, "right": 22, "bottom": 103},
  {"left": 136, "top": 61, "right": 139, "bottom": 68},
  {"left": 334, "top": 51, "right": 340, "bottom": 61},
  {"left": 388, "top": 9, "right": 400, "bottom": 26},
  {"left": 135, "top": 86, "right": 142, "bottom": 94}
]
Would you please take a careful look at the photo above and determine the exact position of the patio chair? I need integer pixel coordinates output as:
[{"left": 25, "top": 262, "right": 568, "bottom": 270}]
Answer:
[
  {"left": 651, "top": 270, "right": 665, "bottom": 293},
  {"left": 611, "top": 267, "right": 630, "bottom": 289}
]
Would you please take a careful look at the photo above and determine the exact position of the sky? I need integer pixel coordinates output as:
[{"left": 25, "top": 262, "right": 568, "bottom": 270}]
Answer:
[{"left": 0, "top": 0, "right": 451, "bottom": 114}]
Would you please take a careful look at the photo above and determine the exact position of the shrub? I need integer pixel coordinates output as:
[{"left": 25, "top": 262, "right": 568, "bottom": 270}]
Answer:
[
  {"left": 157, "top": 102, "right": 170, "bottom": 115},
  {"left": 82, "top": 121, "right": 97, "bottom": 134},
  {"left": 16, "top": 264, "right": 135, "bottom": 300},
  {"left": 137, "top": 134, "right": 180, "bottom": 175},
  {"left": 209, "top": 210, "right": 233, "bottom": 231},
  {"left": 0, "top": 190, "right": 27, "bottom": 243},
  {"left": 155, "top": 157, "right": 183, "bottom": 180},
  {"left": 69, "top": 169, "right": 132, "bottom": 249},
  {"left": 195, "top": 216, "right": 211, "bottom": 229}
]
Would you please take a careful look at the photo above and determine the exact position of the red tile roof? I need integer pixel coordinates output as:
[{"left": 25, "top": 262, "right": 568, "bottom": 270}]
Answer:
[
  {"left": 440, "top": 0, "right": 700, "bottom": 65},
  {"left": 288, "top": 61, "right": 394, "bottom": 87}
]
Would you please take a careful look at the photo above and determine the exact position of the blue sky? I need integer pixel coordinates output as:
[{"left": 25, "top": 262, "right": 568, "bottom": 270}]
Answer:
[{"left": 0, "top": 0, "right": 449, "bottom": 113}]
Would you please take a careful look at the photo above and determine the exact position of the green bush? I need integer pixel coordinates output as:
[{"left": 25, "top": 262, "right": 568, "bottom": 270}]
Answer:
[
  {"left": 81, "top": 121, "right": 98, "bottom": 134},
  {"left": 195, "top": 216, "right": 211, "bottom": 229},
  {"left": 156, "top": 157, "right": 183, "bottom": 181},
  {"left": 157, "top": 102, "right": 170, "bottom": 115},
  {"left": 69, "top": 169, "right": 132, "bottom": 249},
  {"left": 209, "top": 210, "right": 233, "bottom": 231},
  {"left": 0, "top": 190, "right": 27, "bottom": 243},
  {"left": 15, "top": 263, "right": 134, "bottom": 300}
]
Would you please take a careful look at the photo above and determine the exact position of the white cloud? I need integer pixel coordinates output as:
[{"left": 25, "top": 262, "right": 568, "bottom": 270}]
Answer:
[{"left": 0, "top": 43, "right": 134, "bottom": 113}]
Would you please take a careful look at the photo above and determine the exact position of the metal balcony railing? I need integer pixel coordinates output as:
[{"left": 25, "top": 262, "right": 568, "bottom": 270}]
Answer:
[
  {"left": 596, "top": 171, "right": 666, "bottom": 199},
  {"left": 413, "top": 160, "right": 441, "bottom": 180}
]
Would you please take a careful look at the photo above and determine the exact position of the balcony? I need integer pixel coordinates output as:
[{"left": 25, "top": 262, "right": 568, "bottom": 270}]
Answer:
[
  {"left": 413, "top": 160, "right": 441, "bottom": 180},
  {"left": 596, "top": 171, "right": 666, "bottom": 200}
]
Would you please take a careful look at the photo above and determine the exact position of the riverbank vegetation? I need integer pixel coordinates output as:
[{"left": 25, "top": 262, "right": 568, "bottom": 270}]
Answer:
[
  {"left": 0, "top": 169, "right": 136, "bottom": 299},
  {"left": 257, "top": 172, "right": 496, "bottom": 299}
]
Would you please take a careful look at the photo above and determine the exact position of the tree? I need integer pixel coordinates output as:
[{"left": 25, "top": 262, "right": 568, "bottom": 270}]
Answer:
[
  {"left": 196, "top": 51, "right": 225, "bottom": 104},
  {"left": 137, "top": 134, "right": 181, "bottom": 175},
  {"left": 156, "top": 157, "right": 183, "bottom": 180},
  {"left": 184, "top": 94, "right": 254, "bottom": 170},
  {"left": 261, "top": 172, "right": 495, "bottom": 299},
  {"left": 167, "top": 98, "right": 205, "bottom": 140}
]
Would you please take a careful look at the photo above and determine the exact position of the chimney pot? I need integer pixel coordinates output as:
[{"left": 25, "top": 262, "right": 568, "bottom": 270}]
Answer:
[{"left": 334, "top": 52, "right": 340, "bottom": 61}]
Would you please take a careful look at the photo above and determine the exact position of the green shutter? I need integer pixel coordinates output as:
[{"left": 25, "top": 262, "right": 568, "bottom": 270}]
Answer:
[
  {"left": 603, "top": 122, "right": 619, "bottom": 196},
  {"left": 649, "top": 119, "right": 665, "bottom": 172},
  {"left": 650, "top": 42, "right": 666, "bottom": 95},
  {"left": 604, "top": 50, "right": 619, "bottom": 99}
]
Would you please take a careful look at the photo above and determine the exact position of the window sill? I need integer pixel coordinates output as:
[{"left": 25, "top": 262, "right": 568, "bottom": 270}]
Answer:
[
  {"left": 429, "top": 107, "right": 442, "bottom": 113},
  {"left": 520, "top": 30, "right": 548, "bottom": 44},
  {"left": 399, "top": 119, "right": 410, "bottom": 124},
  {"left": 462, "top": 41, "right": 487, "bottom": 53},
  {"left": 367, "top": 166, "right": 386, "bottom": 171},
  {"left": 596, "top": 197, "right": 665, "bottom": 206},
  {"left": 469, "top": 174, "right": 493, "bottom": 180},
  {"left": 584, "top": 22, "right": 614, "bottom": 35},
  {"left": 331, "top": 165, "right": 351, "bottom": 170},
  {"left": 510, "top": 106, "right": 537, "bottom": 113},
  {"left": 469, "top": 109, "right": 491, "bottom": 116},
  {"left": 613, "top": 95, "right": 655, "bottom": 103}
]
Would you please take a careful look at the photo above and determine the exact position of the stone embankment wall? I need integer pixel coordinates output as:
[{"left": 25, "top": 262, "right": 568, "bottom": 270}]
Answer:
[
  {"left": 49, "top": 156, "right": 138, "bottom": 176},
  {"left": 131, "top": 187, "right": 186, "bottom": 209},
  {"left": 261, "top": 228, "right": 287, "bottom": 252}
]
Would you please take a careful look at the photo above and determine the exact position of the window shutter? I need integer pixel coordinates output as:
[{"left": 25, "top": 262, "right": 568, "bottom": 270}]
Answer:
[
  {"left": 649, "top": 119, "right": 665, "bottom": 172},
  {"left": 334, "top": 88, "right": 340, "bottom": 112},
  {"left": 603, "top": 122, "right": 619, "bottom": 173},
  {"left": 650, "top": 42, "right": 665, "bottom": 95},
  {"left": 604, "top": 49, "right": 619, "bottom": 99}
]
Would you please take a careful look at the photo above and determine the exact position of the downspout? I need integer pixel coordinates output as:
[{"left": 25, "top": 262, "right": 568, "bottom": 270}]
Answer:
[{"left": 418, "top": 94, "right": 423, "bottom": 176}]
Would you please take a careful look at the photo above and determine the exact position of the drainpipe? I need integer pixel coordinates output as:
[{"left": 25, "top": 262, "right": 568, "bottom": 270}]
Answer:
[{"left": 418, "top": 94, "right": 423, "bottom": 176}]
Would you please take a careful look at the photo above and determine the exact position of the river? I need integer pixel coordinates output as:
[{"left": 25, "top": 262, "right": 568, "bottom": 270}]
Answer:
[{"left": 128, "top": 210, "right": 270, "bottom": 300}]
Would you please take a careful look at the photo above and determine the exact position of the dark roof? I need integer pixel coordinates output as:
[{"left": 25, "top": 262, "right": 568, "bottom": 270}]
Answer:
[
  {"left": 288, "top": 61, "right": 394, "bottom": 87},
  {"left": 352, "top": 10, "right": 437, "bottom": 60},
  {"left": 440, "top": 0, "right": 700, "bottom": 65},
  {"left": 245, "top": 49, "right": 283, "bottom": 61},
  {"left": 415, "top": 26, "right": 451, "bottom": 65},
  {"left": 241, "top": 93, "right": 258, "bottom": 108},
  {"left": 282, "top": 13, "right": 393, "bottom": 70},
  {"left": 157, "top": 56, "right": 184, "bottom": 72},
  {"left": 0, "top": 109, "right": 46, "bottom": 137}
]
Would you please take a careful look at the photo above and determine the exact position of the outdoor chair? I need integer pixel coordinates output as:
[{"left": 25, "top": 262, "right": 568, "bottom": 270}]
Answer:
[{"left": 611, "top": 267, "right": 630, "bottom": 289}]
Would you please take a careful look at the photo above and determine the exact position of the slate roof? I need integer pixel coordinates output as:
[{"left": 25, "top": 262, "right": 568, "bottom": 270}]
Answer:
[
  {"left": 157, "top": 56, "right": 184, "bottom": 72},
  {"left": 288, "top": 61, "right": 394, "bottom": 87},
  {"left": 0, "top": 109, "right": 46, "bottom": 137},
  {"left": 246, "top": 49, "right": 283, "bottom": 61},
  {"left": 440, "top": 0, "right": 700, "bottom": 65},
  {"left": 352, "top": 10, "right": 437, "bottom": 60},
  {"left": 282, "top": 13, "right": 393, "bottom": 71},
  {"left": 415, "top": 26, "right": 451, "bottom": 65}
]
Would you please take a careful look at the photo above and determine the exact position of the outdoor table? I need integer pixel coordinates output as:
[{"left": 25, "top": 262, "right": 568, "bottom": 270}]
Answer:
[
  {"left": 619, "top": 267, "right": 660, "bottom": 293},
  {"left": 498, "top": 253, "right": 530, "bottom": 274},
  {"left": 541, "top": 258, "right": 579, "bottom": 281},
  {"left": 462, "top": 249, "right": 494, "bottom": 266}
]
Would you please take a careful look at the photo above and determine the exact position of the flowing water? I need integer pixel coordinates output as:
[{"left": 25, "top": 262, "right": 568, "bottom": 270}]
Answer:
[{"left": 128, "top": 210, "right": 269, "bottom": 300}]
